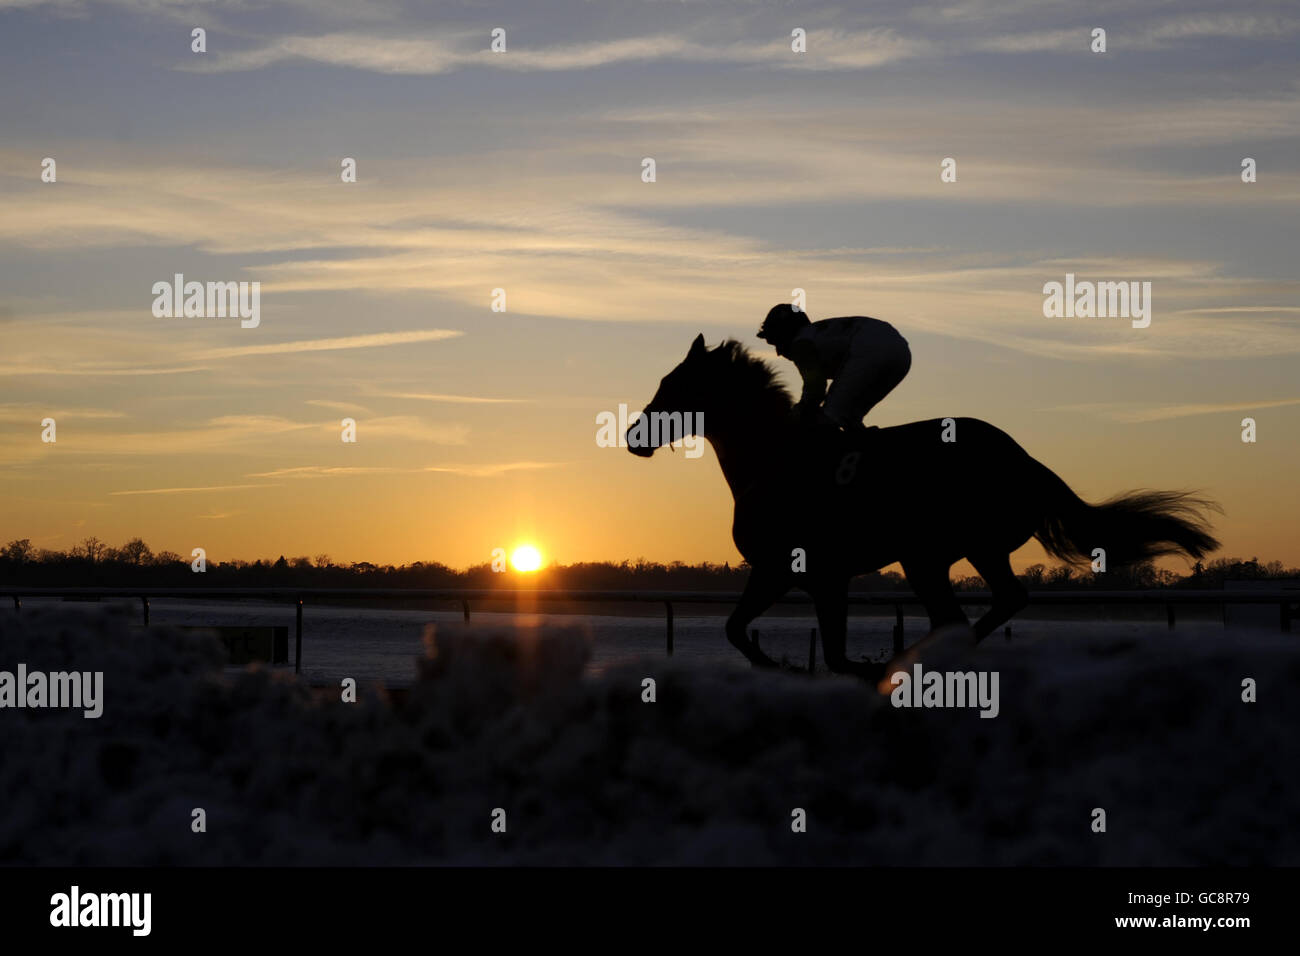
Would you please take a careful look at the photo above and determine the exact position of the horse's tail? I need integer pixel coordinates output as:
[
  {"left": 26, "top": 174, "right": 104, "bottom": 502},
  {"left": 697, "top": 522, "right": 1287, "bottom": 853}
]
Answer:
[{"left": 1030, "top": 459, "right": 1220, "bottom": 568}]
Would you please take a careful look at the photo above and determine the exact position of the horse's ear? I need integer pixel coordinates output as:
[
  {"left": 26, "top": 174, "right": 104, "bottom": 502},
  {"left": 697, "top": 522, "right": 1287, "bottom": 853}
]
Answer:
[{"left": 688, "top": 333, "right": 706, "bottom": 360}]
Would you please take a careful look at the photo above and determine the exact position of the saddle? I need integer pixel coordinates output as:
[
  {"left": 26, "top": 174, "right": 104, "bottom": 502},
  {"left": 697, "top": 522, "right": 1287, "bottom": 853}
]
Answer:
[{"left": 779, "top": 420, "right": 881, "bottom": 493}]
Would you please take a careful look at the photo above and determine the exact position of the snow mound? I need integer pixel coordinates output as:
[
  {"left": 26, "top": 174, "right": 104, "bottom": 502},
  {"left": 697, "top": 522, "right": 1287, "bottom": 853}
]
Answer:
[{"left": 1, "top": 607, "right": 1296, "bottom": 865}]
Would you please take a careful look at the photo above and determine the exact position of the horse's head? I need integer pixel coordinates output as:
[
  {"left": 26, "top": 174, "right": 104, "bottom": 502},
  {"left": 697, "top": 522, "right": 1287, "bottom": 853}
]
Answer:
[
  {"left": 626, "top": 333, "right": 711, "bottom": 458},
  {"left": 627, "top": 333, "right": 793, "bottom": 458}
]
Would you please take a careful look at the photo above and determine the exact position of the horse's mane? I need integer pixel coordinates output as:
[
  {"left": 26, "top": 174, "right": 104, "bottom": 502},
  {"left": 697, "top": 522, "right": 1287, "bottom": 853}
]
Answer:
[{"left": 712, "top": 339, "right": 793, "bottom": 413}]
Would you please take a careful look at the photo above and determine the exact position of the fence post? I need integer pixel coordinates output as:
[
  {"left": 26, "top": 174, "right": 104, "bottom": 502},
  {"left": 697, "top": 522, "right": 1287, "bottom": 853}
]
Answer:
[
  {"left": 462, "top": 599, "right": 470, "bottom": 623},
  {"left": 11, "top": 596, "right": 19, "bottom": 612},
  {"left": 1282, "top": 602, "right": 1292, "bottom": 633},
  {"left": 295, "top": 598, "right": 303, "bottom": 675},
  {"left": 808, "top": 628, "right": 817, "bottom": 674},
  {"left": 664, "top": 600, "right": 674, "bottom": 657},
  {"left": 141, "top": 596, "right": 149, "bottom": 627},
  {"left": 1166, "top": 604, "right": 1175, "bottom": 630}
]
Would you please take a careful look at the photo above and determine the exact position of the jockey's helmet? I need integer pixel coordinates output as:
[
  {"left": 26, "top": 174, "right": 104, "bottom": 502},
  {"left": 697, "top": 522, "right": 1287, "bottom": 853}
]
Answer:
[{"left": 757, "top": 303, "right": 810, "bottom": 349}]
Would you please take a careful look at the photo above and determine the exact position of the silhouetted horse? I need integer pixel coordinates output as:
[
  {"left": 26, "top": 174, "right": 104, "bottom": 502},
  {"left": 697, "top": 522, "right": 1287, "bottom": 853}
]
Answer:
[{"left": 628, "top": 335, "right": 1219, "bottom": 678}]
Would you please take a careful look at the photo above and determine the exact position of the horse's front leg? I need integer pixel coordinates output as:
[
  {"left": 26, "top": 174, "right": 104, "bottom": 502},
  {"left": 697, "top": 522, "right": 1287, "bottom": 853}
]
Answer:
[
  {"left": 807, "top": 574, "right": 883, "bottom": 681},
  {"left": 726, "top": 565, "right": 789, "bottom": 668}
]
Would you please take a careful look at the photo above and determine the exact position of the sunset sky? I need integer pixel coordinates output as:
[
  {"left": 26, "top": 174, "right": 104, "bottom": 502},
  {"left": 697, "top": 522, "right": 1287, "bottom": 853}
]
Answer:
[{"left": 1, "top": 0, "right": 1297, "bottom": 573}]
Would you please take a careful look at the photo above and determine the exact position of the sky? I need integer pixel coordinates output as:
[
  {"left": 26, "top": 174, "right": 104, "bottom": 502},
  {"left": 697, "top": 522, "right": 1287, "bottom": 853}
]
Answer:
[{"left": 1, "top": 0, "right": 1297, "bottom": 573}]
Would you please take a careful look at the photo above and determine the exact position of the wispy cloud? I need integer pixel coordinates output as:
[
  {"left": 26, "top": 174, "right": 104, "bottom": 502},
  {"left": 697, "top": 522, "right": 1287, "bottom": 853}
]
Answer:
[
  {"left": 306, "top": 399, "right": 374, "bottom": 414},
  {"left": 0, "top": 413, "right": 466, "bottom": 464},
  {"left": 0, "top": 363, "right": 210, "bottom": 378},
  {"left": 246, "top": 466, "right": 398, "bottom": 479},
  {"left": 1178, "top": 307, "right": 1300, "bottom": 314},
  {"left": 378, "top": 392, "right": 528, "bottom": 404},
  {"left": 1048, "top": 398, "right": 1300, "bottom": 423},
  {"left": 176, "top": 11, "right": 1300, "bottom": 77},
  {"left": 109, "top": 483, "right": 276, "bottom": 497},
  {"left": 247, "top": 461, "right": 563, "bottom": 479},
  {"left": 422, "top": 461, "right": 564, "bottom": 477},
  {"left": 0, "top": 405, "right": 125, "bottom": 422},
  {"left": 194, "top": 329, "right": 462, "bottom": 360},
  {"left": 186, "top": 29, "right": 929, "bottom": 76}
]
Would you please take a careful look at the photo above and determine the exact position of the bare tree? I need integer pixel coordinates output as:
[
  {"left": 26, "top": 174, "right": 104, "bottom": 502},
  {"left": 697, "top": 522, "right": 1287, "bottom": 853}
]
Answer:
[
  {"left": 74, "top": 536, "right": 109, "bottom": 564},
  {"left": 118, "top": 538, "right": 154, "bottom": 566}
]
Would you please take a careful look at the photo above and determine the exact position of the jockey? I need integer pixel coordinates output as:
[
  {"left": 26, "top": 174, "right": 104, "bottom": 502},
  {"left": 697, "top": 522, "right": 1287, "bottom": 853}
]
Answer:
[{"left": 757, "top": 304, "right": 911, "bottom": 437}]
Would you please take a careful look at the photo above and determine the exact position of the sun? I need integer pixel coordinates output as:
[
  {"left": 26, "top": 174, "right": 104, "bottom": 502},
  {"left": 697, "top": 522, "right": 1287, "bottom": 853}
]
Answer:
[{"left": 510, "top": 544, "right": 543, "bottom": 573}]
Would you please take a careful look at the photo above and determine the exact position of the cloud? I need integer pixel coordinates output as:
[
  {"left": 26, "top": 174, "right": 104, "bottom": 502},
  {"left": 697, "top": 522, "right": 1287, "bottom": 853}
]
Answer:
[
  {"left": 3, "top": 88, "right": 1296, "bottom": 268},
  {"left": 1048, "top": 398, "right": 1300, "bottom": 423},
  {"left": 0, "top": 405, "right": 126, "bottom": 422},
  {"left": 247, "top": 460, "right": 563, "bottom": 479},
  {"left": 0, "top": 363, "right": 210, "bottom": 378},
  {"left": 109, "top": 483, "right": 275, "bottom": 497},
  {"left": 1138, "top": 13, "right": 1300, "bottom": 43},
  {"left": 1178, "top": 307, "right": 1300, "bottom": 314},
  {"left": 175, "top": 10, "right": 1300, "bottom": 78},
  {"left": 421, "top": 461, "right": 564, "bottom": 477},
  {"left": 194, "top": 329, "right": 463, "bottom": 360},
  {"left": 377, "top": 392, "right": 528, "bottom": 405},
  {"left": 0, "top": 412, "right": 467, "bottom": 466},
  {"left": 306, "top": 399, "right": 374, "bottom": 414},
  {"left": 0, "top": 6, "right": 1297, "bottom": 398},
  {"left": 246, "top": 466, "right": 400, "bottom": 479},
  {"left": 185, "top": 29, "right": 929, "bottom": 76}
]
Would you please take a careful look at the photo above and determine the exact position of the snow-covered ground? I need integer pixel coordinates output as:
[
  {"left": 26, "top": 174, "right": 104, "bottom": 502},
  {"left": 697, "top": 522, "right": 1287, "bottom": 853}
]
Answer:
[{"left": 1, "top": 605, "right": 1296, "bottom": 865}]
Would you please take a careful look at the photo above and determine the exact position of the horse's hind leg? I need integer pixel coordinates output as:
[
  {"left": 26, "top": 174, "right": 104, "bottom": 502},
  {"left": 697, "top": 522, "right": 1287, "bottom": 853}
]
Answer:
[
  {"left": 901, "top": 558, "right": 967, "bottom": 633},
  {"left": 726, "top": 565, "right": 788, "bottom": 668},
  {"left": 879, "top": 560, "right": 970, "bottom": 691},
  {"left": 967, "top": 550, "right": 1028, "bottom": 643}
]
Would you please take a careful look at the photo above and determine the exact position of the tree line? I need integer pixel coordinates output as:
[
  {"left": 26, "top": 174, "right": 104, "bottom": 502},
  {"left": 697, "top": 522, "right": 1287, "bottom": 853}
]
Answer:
[{"left": 1, "top": 537, "right": 1296, "bottom": 591}]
